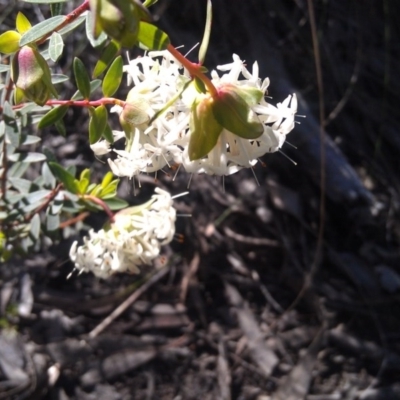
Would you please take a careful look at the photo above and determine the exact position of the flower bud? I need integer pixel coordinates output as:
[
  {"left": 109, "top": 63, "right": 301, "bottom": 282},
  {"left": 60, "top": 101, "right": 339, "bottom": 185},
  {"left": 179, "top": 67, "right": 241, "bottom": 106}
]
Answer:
[
  {"left": 11, "top": 45, "right": 57, "bottom": 106},
  {"left": 212, "top": 84, "right": 264, "bottom": 140},
  {"left": 119, "top": 91, "right": 150, "bottom": 136},
  {"left": 90, "top": 0, "right": 141, "bottom": 48}
]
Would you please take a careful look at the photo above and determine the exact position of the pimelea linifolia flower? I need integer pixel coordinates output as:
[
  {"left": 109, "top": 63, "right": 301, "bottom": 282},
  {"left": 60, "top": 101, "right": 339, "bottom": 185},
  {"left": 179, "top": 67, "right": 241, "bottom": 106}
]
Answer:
[
  {"left": 95, "top": 51, "right": 297, "bottom": 177},
  {"left": 69, "top": 188, "right": 176, "bottom": 279}
]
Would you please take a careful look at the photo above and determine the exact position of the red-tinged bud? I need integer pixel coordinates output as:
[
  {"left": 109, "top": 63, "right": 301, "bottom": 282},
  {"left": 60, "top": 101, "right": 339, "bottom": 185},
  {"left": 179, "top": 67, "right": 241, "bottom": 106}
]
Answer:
[{"left": 11, "top": 46, "right": 57, "bottom": 106}]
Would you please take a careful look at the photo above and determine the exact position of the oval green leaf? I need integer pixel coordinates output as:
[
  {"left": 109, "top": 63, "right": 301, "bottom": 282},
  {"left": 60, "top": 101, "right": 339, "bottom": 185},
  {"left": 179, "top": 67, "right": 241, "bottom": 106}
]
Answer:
[
  {"left": 73, "top": 57, "right": 91, "bottom": 99},
  {"left": 0, "top": 31, "right": 21, "bottom": 54},
  {"left": 48, "top": 161, "right": 79, "bottom": 193},
  {"left": 85, "top": 10, "right": 107, "bottom": 48},
  {"left": 93, "top": 40, "right": 120, "bottom": 78},
  {"left": 20, "top": 16, "right": 66, "bottom": 46},
  {"left": 38, "top": 105, "right": 69, "bottom": 129},
  {"left": 16, "top": 12, "right": 32, "bottom": 34},
  {"left": 102, "top": 123, "right": 114, "bottom": 144},
  {"left": 49, "top": 32, "right": 64, "bottom": 62},
  {"left": 89, "top": 105, "right": 108, "bottom": 144},
  {"left": 137, "top": 22, "right": 170, "bottom": 50},
  {"left": 102, "top": 55, "right": 123, "bottom": 97}
]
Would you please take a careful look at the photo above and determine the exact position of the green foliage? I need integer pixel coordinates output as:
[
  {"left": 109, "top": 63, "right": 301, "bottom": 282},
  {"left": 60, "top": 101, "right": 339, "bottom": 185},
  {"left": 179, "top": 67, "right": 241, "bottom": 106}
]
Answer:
[
  {"left": 20, "top": 16, "right": 66, "bottom": 46},
  {"left": 102, "top": 55, "right": 123, "bottom": 97},
  {"left": 89, "top": 105, "right": 108, "bottom": 144},
  {"left": 73, "top": 57, "right": 91, "bottom": 100},
  {"left": 49, "top": 32, "right": 64, "bottom": 62},
  {"left": 137, "top": 22, "right": 170, "bottom": 50},
  {"left": 0, "top": 0, "right": 229, "bottom": 261},
  {"left": 38, "top": 105, "right": 69, "bottom": 129},
  {"left": 93, "top": 40, "right": 120, "bottom": 78},
  {"left": 0, "top": 31, "right": 21, "bottom": 54}
]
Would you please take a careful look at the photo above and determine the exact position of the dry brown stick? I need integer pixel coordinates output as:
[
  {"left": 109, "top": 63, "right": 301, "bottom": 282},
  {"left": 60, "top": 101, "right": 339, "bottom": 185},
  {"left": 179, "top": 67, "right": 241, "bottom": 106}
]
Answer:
[{"left": 88, "top": 266, "right": 170, "bottom": 338}]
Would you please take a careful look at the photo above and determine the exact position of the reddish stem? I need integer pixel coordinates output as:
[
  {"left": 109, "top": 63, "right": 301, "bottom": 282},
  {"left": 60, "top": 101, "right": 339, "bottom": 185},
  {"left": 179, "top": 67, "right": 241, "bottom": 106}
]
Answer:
[
  {"left": 167, "top": 44, "right": 218, "bottom": 97},
  {"left": 37, "top": 0, "right": 91, "bottom": 45},
  {"left": 83, "top": 195, "right": 115, "bottom": 223}
]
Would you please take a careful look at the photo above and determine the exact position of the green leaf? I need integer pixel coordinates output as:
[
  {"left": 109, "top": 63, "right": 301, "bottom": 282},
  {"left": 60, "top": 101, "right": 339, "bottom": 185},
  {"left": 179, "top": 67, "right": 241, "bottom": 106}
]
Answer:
[
  {"left": 99, "top": 180, "right": 118, "bottom": 198},
  {"left": 42, "top": 162, "right": 56, "bottom": 189},
  {"left": 77, "top": 178, "right": 89, "bottom": 194},
  {"left": 198, "top": 0, "right": 212, "bottom": 64},
  {"left": 58, "top": 15, "right": 86, "bottom": 36},
  {"left": 16, "top": 12, "right": 32, "bottom": 34},
  {"left": 8, "top": 152, "right": 47, "bottom": 163},
  {"left": 48, "top": 161, "right": 79, "bottom": 193},
  {"left": 8, "top": 177, "right": 32, "bottom": 193},
  {"left": 54, "top": 119, "right": 66, "bottom": 136},
  {"left": 73, "top": 57, "right": 91, "bottom": 100},
  {"left": 85, "top": 11, "right": 107, "bottom": 48},
  {"left": 137, "top": 22, "right": 170, "bottom": 50},
  {"left": 20, "top": 16, "right": 66, "bottom": 46},
  {"left": 30, "top": 214, "right": 41, "bottom": 240},
  {"left": 38, "top": 105, "right": 69, "bottom": 129},
  {"left": 189, "top": 96, "right": 223, "bottom": 161},
  {"left": 102, "top": 55, "right": 123, "bottom": 97},
  {"left": 46, "top": 212, "right": 60, "bottom": 231},
  {"left": 100, "top": 171, "right": 113, "bottom": 188},
  {"left": 80, "top": 168, "right": 91, "bottom": 182},
  {"left": 89, "top": 105, "right": 108, "bottom": 144},
  {"left": 212, "top": 88, "right": 264, "bottom": 140},
  {"left": 0, "top": 64, "right": 10, "bottom": 72},
  {"left": 49, "top": 32, "right": 64, "bottom": 62},
  {"left": 93, "top": 40, "right": 120, "bottom": 78},
  {"left": 104, "top": 197, "right": 129, "bottom": 210},
  {"left": 51, "top": 73, "right": 69, "bottom": 84},
  {"left": 0, "top": 31, "right": 21, "bottom": 54},
  {"left": 20, "top": 135, "right": 41, "bottom": 145},
  {"left": 102, "top": 123, "right": 114, "bottom": 144}
]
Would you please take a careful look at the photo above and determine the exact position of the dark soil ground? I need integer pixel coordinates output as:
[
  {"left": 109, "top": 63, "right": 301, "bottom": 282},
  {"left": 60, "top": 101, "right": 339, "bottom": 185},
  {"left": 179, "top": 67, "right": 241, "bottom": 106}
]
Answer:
[{"left": 1, "top": 1, "right": 400, "bottom": 399}]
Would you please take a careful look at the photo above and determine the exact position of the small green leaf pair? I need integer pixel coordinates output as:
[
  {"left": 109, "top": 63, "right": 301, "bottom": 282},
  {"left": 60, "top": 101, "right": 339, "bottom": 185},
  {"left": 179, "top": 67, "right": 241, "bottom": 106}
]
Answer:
[
  {"left": 48, "top": 163, "right": 127, "bottom": 210},
  {"left": 188, "top": 84, "right": 264, "bottom": 161}
]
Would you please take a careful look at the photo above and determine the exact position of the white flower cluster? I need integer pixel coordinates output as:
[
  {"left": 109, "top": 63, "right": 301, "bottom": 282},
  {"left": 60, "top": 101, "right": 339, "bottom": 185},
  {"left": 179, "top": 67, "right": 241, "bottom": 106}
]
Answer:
[
  {"left": 91, "top": 51, "right": 297, "bottom": 177},
  {"left": 69, "top": 188, "right": 176, "bottom": 279}
]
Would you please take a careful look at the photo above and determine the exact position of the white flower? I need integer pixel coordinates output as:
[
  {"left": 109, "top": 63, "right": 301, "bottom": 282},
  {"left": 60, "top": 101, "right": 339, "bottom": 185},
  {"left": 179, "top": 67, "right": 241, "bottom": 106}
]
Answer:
[
  {"left": 96, "top": 51, "right": 297, "bottom": 178},
  {"left": 182, "top": 54, "right": 297, "bottom": 175},
  {"left": 69, "top": 188, "right": 176, "bottom": 279},
  {"left": 90, "top": 140, "right": 111, "bottom": 156}
]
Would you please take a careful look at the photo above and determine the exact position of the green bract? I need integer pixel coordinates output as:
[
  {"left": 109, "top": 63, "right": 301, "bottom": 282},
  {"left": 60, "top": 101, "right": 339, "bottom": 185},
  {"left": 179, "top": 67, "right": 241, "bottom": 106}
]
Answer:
[
  {"left": 11, "top": 46, "right": 57, "bottom": 106},
  {"left": 189, "top": 95, "right": 223, "bottom": 161},
  {"left": 89, "top": 0, "right": 142, "bottom": 48},
  {"left": 212, "top": 84, "right": 264, "bottom": 140}
]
